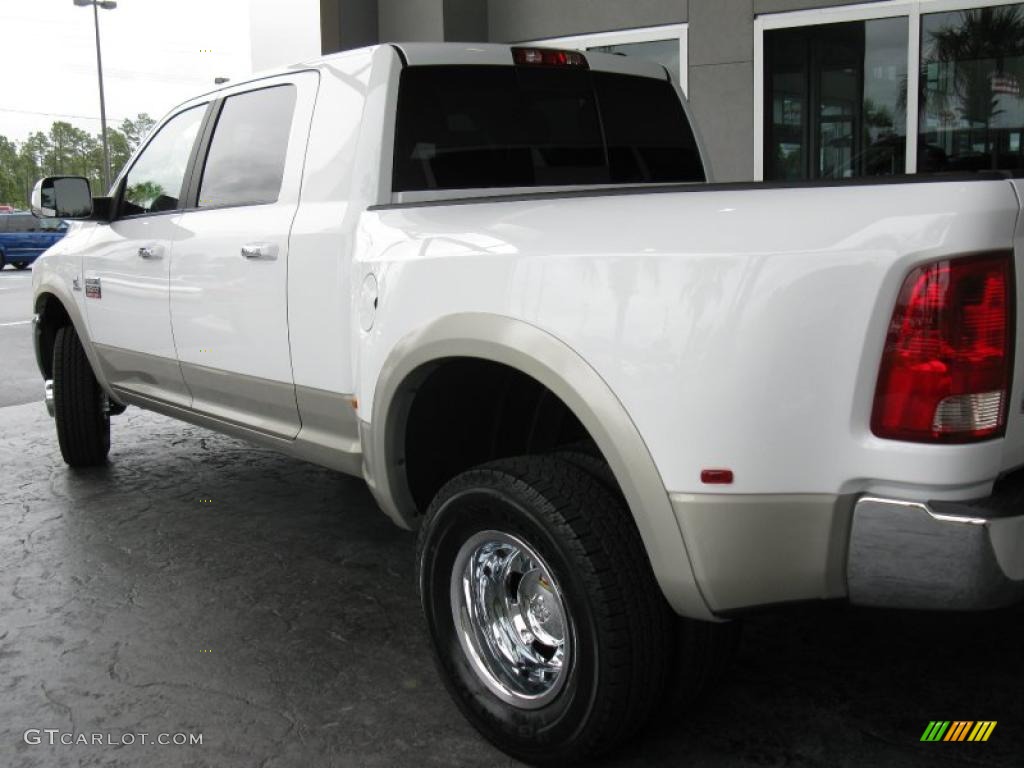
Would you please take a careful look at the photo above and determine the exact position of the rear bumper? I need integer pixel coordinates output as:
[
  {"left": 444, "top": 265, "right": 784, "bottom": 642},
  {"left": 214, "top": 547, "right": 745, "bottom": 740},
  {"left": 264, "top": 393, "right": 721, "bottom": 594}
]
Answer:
[{"left": 848, "top": 473, "right": 1024, "bottom": 610}]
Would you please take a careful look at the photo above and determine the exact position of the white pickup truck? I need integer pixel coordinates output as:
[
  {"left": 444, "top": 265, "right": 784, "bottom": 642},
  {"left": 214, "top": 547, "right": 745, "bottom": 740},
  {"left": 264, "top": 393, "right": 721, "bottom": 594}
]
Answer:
[{"left": 29, "top": 42, "right": 1024, "bottom": 763}]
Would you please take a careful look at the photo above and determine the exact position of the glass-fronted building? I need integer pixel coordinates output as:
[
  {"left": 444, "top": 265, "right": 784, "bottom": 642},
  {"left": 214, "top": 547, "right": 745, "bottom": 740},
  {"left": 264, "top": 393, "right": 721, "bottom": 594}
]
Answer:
[{"left": 320, "top": 0, "right": 1024, "bottom": 182}]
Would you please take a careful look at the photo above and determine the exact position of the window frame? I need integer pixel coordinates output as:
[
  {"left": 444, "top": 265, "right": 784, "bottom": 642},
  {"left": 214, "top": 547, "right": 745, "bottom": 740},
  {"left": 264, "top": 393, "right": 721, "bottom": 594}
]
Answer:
[
  {"left": 524, "top": 24, "right": 689, "bottom": 95},
  {"left": 754, "top": 0, "right": 1024, "bottom": 180}
]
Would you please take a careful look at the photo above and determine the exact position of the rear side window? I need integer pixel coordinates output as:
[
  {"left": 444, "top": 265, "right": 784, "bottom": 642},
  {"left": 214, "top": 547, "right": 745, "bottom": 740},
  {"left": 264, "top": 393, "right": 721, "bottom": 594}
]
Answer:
[
  {"left": 198, "top": 85, "right": 297, "bottom": 208},
  {"left": 392, "top": 65, "right": 705, "bottom": 192}
]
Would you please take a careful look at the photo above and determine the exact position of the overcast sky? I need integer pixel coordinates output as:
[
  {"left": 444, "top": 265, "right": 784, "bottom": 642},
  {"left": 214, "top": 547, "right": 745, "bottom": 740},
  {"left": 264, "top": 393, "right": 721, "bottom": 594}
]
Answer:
[{"left": 1, "top": 0, "right": 320, "bottom": 143}]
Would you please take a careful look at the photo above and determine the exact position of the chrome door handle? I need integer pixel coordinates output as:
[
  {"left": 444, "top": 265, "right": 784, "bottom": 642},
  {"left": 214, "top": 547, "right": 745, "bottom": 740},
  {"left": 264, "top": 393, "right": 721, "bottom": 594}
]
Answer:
[
  {"left": 241, "top": 242, "right": 278, "bottom": 260},
  {"left": 138, "top": 245, "right": 163, "bottom": 259}
]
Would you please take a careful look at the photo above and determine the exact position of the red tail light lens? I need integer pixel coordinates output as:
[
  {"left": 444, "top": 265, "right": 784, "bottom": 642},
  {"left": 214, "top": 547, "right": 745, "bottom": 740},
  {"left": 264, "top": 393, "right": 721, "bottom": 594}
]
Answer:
[
  {"left": 512, "top": 47, "right": 588, "bottom": 68},
  {"left": 872, "top": 252, "right": 1014, "bottom": 443}
]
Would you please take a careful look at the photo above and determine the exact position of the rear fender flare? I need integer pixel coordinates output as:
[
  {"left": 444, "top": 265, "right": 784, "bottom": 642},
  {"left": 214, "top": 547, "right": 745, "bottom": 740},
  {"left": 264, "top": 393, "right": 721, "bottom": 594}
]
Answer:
[{"left": 367, "top": 312, "right": 714, "bottom": 620}]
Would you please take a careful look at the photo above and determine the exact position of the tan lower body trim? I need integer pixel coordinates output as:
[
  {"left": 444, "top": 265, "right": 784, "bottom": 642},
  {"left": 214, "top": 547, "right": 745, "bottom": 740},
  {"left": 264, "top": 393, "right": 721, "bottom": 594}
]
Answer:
[
  {"left": 670, "top": 492, "right": 854, "bottom": 612},
  {"left": 111, "top": 382, "right": 363, "bottom": 478}
]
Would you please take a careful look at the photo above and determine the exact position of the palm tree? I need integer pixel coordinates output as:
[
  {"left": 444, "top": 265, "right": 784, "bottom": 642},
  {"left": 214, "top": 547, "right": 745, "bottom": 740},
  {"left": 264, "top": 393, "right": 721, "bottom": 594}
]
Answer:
[{"left": 924, "top": 6, "right": 1024, "bottom": 167}]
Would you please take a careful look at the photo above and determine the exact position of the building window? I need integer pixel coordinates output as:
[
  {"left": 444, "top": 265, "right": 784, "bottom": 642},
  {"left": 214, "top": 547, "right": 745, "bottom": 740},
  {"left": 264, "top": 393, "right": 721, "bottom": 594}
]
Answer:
[
  {"left": 919, "top": 4, "right": 1024, "bottom": 172},
  {"left": 757, "top": 1, "right": 1024, "bottom": 181},
  {"left": 764, "top": 18, "right": 908, "bottom": 180},
  {"left": 525, "top": 25, "right": 688, "bottom": 94}
]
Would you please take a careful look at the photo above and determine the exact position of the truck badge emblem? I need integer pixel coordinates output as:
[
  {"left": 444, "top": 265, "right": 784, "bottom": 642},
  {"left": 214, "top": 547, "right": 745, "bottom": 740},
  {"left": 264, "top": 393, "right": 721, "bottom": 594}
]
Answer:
[{"left": 85, "top": 278, "right": 102, "bottom": 299}]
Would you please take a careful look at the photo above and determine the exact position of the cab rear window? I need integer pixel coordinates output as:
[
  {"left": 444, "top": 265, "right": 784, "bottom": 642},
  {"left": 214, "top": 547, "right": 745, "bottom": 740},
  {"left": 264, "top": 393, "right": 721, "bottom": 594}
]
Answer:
[{"left": 392, "top": 65, "right": 705, "bottom": 192}]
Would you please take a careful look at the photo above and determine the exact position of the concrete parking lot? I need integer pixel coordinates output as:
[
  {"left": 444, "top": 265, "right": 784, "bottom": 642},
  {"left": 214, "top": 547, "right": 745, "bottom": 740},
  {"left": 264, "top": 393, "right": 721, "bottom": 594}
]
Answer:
[{"left": 0, "top": 269, "right": 1021, "bottom": 767}]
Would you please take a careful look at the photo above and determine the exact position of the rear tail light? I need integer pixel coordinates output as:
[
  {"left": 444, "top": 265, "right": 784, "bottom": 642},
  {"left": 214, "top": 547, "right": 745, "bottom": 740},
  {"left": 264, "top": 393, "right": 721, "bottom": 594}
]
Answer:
[
  {"left": 871, "top": 252, "right": 1014, "bottom": 443},
  {"left": 512, "top": 47, "right": 588, "bottom": 68}
]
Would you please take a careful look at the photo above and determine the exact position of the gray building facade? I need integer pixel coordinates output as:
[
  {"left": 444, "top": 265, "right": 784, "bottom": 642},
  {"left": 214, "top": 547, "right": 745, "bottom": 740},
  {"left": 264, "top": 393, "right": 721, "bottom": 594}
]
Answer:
[{"left": 320, "top": 0, "right": 1024, "bottom": 182}]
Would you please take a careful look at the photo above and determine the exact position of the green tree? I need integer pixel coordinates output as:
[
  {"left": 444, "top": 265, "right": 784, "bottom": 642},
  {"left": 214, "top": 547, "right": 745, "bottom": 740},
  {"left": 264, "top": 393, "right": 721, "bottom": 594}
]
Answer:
[
  {"left": 927, "top": 6, "right": 1024, "bottom": 167},
  {"left": 0, "top": 113, "right": 156, "bottom": 205},
  {"left": 106, "top": 127, "right": 132, "bottom": 183},
  {"left": 16, "top": 132, "right": 50, "bottom": 206},
  {"left": 119, "top": 113, "right": 155, "bottom": 152},
  {"left": 46, "top": 122, "right": 98, "bottom": 180},
  {"left": 0, "top": 136, "right": 21, "bottom": 206},
  {"left": 125, "top": 180, "right": 165, "bottom": 208}
]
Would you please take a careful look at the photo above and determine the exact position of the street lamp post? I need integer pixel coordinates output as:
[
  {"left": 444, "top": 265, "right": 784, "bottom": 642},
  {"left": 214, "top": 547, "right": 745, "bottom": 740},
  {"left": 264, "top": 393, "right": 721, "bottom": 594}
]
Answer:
[{"left": 74, "top": 0, "right": 117, "bottom": 192}]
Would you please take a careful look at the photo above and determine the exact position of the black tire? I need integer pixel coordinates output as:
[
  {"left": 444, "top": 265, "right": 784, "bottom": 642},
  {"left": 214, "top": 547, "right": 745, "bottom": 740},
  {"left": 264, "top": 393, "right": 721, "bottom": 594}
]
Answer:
[
  {"left": 53, "top": 324, "right": 110, "bottom": 467},
  {"left": 14, "top": 261, "right": 28, "bottom": 270},
  {"left": 417, "top": 455, "right": 673, "bottom": 765},
  {"left": 0, "top": 252, "right": 5, "bottom": 270},
  {"left": 550, "top": 448, "right": 740, "bottom": 705},
  {"left": 551, "top": 447, "right": 622, "bottom": 502}
]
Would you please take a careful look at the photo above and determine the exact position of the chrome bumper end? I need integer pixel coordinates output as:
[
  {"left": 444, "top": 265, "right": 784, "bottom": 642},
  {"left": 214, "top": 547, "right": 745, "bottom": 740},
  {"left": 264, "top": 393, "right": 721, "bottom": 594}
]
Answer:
[
  {"left": 848, "top": 494, "right": 1024, "bottom": 610},
  {"left": 44, "top": 379, "right": 54, "bottom": 417}
]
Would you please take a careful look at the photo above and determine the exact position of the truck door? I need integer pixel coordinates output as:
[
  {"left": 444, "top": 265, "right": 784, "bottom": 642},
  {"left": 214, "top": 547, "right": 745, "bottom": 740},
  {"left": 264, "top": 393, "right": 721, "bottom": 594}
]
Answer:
[
  {"left": 83, "top": 104, "right": 208, "bottom": 407},
  {"left": 169, "top": 73, "right": 318, "bottom": 439}
]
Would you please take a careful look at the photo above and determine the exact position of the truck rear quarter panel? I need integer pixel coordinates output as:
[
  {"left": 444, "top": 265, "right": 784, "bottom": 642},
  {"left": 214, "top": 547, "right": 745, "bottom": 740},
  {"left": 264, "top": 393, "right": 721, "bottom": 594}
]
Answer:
[{"left": 356, "top": 180, "right": 1021, "bottom": 503}]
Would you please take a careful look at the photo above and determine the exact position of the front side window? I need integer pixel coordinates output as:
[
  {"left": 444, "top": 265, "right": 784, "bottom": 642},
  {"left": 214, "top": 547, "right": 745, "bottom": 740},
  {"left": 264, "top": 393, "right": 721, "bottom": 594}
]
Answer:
[
  {"left": 919, "top": 4, "right": 1024, "bottom": 173},
  {"left": 764, "top": 18, "right": 908, "bottom": 180},
  {"left": 121, "top": 105, "right": 205, "bottom": 216},
  {"left": 198, "top": 85, "right": 297, "bottom": 208},
  {"left": 392, "top": 65, "right": 703, "bottom": 192}
]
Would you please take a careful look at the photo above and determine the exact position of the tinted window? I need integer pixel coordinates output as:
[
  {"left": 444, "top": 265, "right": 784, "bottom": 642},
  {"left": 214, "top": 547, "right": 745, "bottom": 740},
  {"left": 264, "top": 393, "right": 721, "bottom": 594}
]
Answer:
[
  {"left": 392, "top": 66, "right": 704, "bottom": 192},
  {"left": 596, "top": 72, "right": 705, "bottom": 183},
  {"left": 920, "top": 5, "right": 1024, "bottom": 173},
  {"left": 122, "top": 105, "right": 205, "bottom": 216},
  {"left": 198, "top": 85, "right": 296, "bottom": 208},
  {"left": 7, "top": 214, "right": 39, "bottom": 232},
  {"left": 764, "top": 18, "right": 908, "bottom": 180}
]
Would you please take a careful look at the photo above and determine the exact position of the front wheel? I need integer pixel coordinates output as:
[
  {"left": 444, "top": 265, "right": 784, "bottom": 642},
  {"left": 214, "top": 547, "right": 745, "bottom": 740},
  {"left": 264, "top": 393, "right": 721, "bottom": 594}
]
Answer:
[
  {"left": 14, "top": 261, "right": 28, "bottom": 270},
  {"left": 417, "top": 456, "right": 673, "bottom": 764},
  {"left": 53, "top": 324, "right": 110, "bottom": 466}
]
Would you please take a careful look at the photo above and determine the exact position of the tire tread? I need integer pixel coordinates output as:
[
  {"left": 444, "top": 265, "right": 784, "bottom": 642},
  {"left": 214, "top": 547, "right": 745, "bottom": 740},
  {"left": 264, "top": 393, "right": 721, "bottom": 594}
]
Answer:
[
  {"left": 53, "top": 325, "right": 109, "bottom": 467},
  {"left": 418, "top": 455, "right": 673, "bottom": 763}
]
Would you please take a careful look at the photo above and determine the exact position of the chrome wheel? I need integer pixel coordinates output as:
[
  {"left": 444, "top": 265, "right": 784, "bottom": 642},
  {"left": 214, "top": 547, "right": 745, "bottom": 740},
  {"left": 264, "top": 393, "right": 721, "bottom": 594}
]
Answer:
[{"left": 450, "top": 530, "right": 572, "bottom": 709}]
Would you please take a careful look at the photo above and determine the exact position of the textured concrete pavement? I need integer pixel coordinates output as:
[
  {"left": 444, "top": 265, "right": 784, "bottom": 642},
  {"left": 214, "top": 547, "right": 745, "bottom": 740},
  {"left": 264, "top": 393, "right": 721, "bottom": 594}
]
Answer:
[{"left": 0, "top": 400, "right": 1021, "bottom": 767}]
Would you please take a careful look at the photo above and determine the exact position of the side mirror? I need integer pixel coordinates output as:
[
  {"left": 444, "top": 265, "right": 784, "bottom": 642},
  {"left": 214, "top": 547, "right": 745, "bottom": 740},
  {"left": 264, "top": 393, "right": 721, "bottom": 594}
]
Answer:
[{"left": 31, "top": 176, "right": 93, "bottom": 219}]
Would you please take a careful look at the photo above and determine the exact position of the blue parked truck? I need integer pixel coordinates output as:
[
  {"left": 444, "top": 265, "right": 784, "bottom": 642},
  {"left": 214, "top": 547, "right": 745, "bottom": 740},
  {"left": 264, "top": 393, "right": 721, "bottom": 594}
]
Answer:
[{"left": 0, "top": 213, "right": 66, "bottom": 270}]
